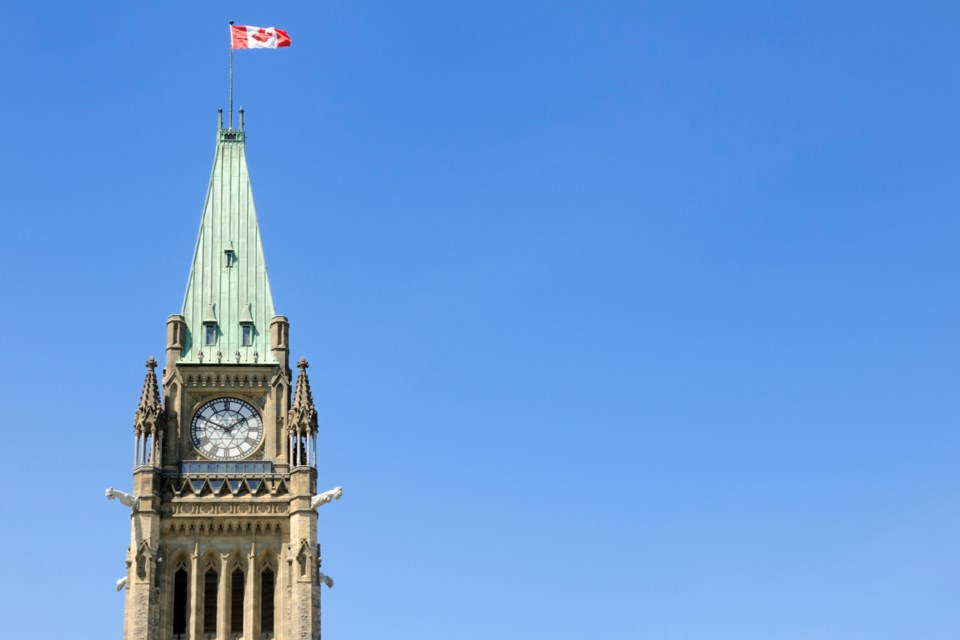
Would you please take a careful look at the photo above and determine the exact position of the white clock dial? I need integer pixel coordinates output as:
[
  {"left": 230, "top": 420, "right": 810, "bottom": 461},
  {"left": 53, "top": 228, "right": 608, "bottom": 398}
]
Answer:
[{"left": 190, "top": 397, "right": 264, "bottom": 460}]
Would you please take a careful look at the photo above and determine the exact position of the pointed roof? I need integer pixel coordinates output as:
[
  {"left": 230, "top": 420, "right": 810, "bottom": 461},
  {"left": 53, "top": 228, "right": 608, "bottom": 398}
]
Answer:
[
  {"left": 288, "top": 358, "right": 319, "bottom": 434},
  {"left": 180, "top": 126, "right": 277, "bottom": 364},
  {"left": 134, "top": 357, "right": 163, "bottom": 434}
]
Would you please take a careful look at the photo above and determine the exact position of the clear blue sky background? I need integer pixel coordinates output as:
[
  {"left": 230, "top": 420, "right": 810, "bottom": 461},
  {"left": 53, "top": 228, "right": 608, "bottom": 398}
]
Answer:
[{"left": 0, "top": 2, "right": 958, "bottom": 638}]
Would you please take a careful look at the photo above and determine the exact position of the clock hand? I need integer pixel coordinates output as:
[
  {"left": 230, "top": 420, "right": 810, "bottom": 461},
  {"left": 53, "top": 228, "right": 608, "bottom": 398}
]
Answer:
[{"left": 222, "top": 415, "right": 245, "bottom": 434}]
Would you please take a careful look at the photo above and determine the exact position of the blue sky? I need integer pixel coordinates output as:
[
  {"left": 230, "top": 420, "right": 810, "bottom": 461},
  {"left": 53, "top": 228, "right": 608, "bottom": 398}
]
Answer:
[{"left": 1, "top": 2, "right": 958, "bottom": 638}]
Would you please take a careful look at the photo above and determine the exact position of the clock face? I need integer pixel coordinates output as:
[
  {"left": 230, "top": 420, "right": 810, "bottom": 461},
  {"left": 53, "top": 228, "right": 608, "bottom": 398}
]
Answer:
[{"left": 190, "top": 397, "right": 264, "bottom": 460}]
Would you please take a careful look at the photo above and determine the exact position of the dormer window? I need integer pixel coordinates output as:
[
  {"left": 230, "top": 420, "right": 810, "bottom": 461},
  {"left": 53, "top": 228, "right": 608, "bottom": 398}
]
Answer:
[
  {"left": 224, "top": 241, "right": 236, "bottom": 268},
  {"left": 240, "top": 303, "right": 255, "bottom": 347},
  {"left": 203, "top": 304, "right": 218, "bottom": 346}
]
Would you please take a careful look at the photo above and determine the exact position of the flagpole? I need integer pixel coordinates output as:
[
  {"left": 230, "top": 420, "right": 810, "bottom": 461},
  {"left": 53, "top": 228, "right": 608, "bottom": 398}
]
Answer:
[{"left": 229, "top": 20, "right": 234, "bottom": 129}]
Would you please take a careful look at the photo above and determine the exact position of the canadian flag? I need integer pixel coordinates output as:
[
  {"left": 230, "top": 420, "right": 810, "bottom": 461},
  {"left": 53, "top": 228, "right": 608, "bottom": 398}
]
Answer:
[{"left": 231, "top": 25, "right": 291, "bottom": 50}]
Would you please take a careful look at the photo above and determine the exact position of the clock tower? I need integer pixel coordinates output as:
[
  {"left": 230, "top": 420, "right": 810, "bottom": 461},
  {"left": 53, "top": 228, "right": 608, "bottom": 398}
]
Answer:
[{"left": 115, "top": 111, "right": 337, "bottom": 640}]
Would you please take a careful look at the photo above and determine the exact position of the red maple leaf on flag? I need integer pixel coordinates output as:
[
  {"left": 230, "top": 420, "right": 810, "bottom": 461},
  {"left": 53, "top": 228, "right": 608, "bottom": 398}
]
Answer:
[{"left": 251, "top": 29, "right": 271, "bottom": 43}]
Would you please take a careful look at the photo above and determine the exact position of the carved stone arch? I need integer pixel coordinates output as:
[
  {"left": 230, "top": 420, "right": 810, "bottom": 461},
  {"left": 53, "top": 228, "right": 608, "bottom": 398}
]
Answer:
[
  {"left": 257, "top": 548, "right": 279, "bottom": 571},
  {"left": 228, "top": 549, "right": 246, "bottom": 573},
  {"left": 200, "top": 550, "right": 219, "bottom": 573},
  {"left": 295, "top": 539, "right": 313, "bottom": 579},
  {"left": 135, "top": 540, "right": 154, "bottom": 581},
  {"left": 170, "top": 549, "right": 191, "bottom": 572}
]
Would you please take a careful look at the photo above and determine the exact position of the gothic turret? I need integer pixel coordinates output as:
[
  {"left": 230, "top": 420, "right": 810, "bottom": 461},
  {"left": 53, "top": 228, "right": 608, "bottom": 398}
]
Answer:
[
  {"left": 288, "top": 358, "right": 319, "bottom": 467},
  {"left": 133, "top": 356, "right": 163, "bottom": 468}
]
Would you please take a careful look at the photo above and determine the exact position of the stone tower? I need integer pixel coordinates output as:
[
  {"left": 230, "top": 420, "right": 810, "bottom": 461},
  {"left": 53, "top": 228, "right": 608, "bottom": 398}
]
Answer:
[{"left": 117, "top": 112, "right": 335, "bottom": 640}]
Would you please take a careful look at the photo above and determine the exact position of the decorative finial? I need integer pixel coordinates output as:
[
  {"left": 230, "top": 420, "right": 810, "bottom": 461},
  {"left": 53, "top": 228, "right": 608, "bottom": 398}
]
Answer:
[
  {"left": 289, "top": 357, "right": 318, "bottom": 436},
  {"left": 134, "top": 357, "right": 163, "bottom": 438},
  {"left": 198, "top": 351, "right": 204, "bottom": 363},
  {"left": 253, "top": 351, "right": 259, "bottom": 363},
  {"left": 216, "top": 350, "right": 223, "bottom": 363},
  {"left": 235, "top": 351, "right": 241, "bottom": 363}
]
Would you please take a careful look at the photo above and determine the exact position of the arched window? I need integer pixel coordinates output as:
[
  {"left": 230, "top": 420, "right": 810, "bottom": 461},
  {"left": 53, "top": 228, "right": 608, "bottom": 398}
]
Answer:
[
  {"left": 172, "top": 568, "right": 188, "bottom": 638},
  {"left": 231, "top": 567, "right": 245, "bottom": 636},
  {"left": 261, "top": 567, "right": 275, "bottom": 636},
  {"left": 203, "top": 569, "right": 218, "bottom": 636}
]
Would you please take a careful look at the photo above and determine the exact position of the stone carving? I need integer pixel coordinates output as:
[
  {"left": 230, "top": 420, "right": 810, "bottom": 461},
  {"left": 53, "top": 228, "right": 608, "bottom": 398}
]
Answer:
[
  {"left": 105, "top": 487, "right": 139, "bottom": 509},
  {"left": 297, "top": 545, "right": 309, "bottom": 577},
  {"left": 133, "top": 357, "right": 163, "bottom": 436},
  {"left": 136, "top": 541, "right": 152, "bottom": 579},
  {"left": 317, "top": 569, "right": 334, "bottom": 589},
  {"left": 116, "top": 576, "right": 128, "bottom": 591},
  {"left": 310, "top": 486, "right": 343, "bottom": 510},
  {"left": 165, "top": 502, "right": 288, "bottom": 517},
  {"left": 288, "top": 358, "right": 319, "bottom": 435}
]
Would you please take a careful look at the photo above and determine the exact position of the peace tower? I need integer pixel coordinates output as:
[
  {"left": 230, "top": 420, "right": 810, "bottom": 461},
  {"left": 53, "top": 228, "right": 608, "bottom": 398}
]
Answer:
[{"left": 110, "top": 110, "right": 340, "bottom": 640}]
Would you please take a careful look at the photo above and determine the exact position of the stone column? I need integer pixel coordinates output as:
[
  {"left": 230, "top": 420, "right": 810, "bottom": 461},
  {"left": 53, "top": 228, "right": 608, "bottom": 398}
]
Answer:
[
  {"left": 166, "top": 315, "right": 186, "bottom": 372},
  {"left": 277, "top": 550, "right": 287, "bottom": 640},
  {"left": 245, "top": 549, "right": 257, "bottom": 640},
  {"left": 288, "top": 466, "right": 320, "bottom": 640},
  {"left": 189, "top": 549, "right": 200, "bottom": 640},
  {"left": 217, "top": 555, "right": 230, "bottom": 640},
  {"left": 124, "top": 467, "right": 161, "bottom": 640},
  {"left": 270, "top": 316, "right": 290, "bottom": 371}
]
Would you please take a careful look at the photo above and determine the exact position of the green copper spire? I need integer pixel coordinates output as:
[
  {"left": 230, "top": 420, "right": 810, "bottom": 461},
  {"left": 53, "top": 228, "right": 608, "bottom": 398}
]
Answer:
[{"left": 180, "top": 123, "right": 277, "bottom": 364}]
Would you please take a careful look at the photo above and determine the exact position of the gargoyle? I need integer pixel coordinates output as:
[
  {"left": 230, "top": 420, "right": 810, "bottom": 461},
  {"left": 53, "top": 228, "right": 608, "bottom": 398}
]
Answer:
[
  {"left": 317, "top": 570, "right": 334, "bottom": 589},
  {"left": 310, "top": 486, "right": 343, "bottom": 510},
  {"left": 105, "top": 487, "right": 139, "bottom": 509}
]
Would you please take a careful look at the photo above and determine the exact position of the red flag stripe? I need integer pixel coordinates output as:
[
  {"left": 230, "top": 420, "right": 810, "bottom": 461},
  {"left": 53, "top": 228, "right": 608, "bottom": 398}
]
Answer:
[{"left": 230, "top": 25, "right": 247, "bottom": 49}]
